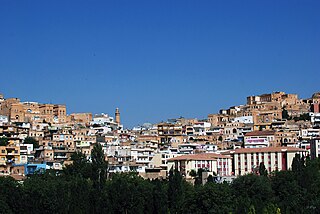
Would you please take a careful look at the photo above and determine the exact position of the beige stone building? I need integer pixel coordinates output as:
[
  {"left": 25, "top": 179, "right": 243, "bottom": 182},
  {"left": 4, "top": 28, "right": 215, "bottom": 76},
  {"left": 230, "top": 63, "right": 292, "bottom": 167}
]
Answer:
[
  {"left": 0, "top": 98, "right": 20, "bottom": 117},
  {"left": 157, "top": 123, "right": 184, "bottom": 145},
  {"left": 252, "top": 109, "right": 282, "bottom": 131},
  {"left": 0, "top": 96, "right": 67, "bottom": 124},
  {"left": 9, "top": 103, "right": 25, "bottom": 122},
  {"left": 0, "top": 145, "right": 21, "bottom": 166},
  {"left": 22, "top": 102, "right": 41, "bottom": 122},
  {"left": 275, "top": 130, "right": 298, "bottom": 147},
  {"left": 68, "top": 113, "right": 92, "bottom": 125},
  {"left": 247, "top": 91, "right": 298, "bottom": 106},
  {"left": 207, "top": 114, "right": 229, "bottom": 127}
]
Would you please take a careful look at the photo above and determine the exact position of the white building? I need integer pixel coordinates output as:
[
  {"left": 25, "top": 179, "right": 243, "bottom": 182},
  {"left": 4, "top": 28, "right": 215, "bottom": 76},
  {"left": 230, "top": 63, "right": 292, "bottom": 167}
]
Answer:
[
  {"left": 167, "top": 153, "right": 233, "bottom": 178},
  {"left": 226, "top": 147, "right": 307, "bottom": 176},
  {"left": 232, "top": 116, "right": 253, "bottom": 124},
  {"left": 300, "top": 128, "right": 320, "bottom": 138},
  {"left": 193, "top": 122, "right": 211, "bottom": 136},
  {"left": 0, "top": 115, "right": 8, "bottom": 125},
  {"left": 310, "top": 112, "right": 320, "bottom": 126},
  {"left": 310, "top": 138, "right": 320, "bottom": 159},
  {"left": 244, "top": 130, "right": 276, "bottom": 148},
  {"left": 131, "top": 148, "right": 155, "bottom": 166},
  {"left": 91, "top": 113, "right": 123, "bottom": 131}
]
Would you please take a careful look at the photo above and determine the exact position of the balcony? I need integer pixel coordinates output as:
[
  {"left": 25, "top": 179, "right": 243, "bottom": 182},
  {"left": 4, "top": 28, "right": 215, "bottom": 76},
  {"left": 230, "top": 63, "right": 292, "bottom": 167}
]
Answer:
[
  {"left": 136, "top": 159, "right": 150, "bottom": 164},
  {"left": 7, "top": 152, "right": 19, "bottom": 156},
  {"left": 54, "top": 155, "right": 67, "bottom": 159}
]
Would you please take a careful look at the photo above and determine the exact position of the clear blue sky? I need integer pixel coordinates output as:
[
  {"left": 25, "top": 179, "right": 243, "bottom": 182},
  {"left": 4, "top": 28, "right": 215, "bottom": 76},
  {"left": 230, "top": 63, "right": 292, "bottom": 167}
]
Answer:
[{"left": 0, "top": 0, "right": 319, "bottom": 127}]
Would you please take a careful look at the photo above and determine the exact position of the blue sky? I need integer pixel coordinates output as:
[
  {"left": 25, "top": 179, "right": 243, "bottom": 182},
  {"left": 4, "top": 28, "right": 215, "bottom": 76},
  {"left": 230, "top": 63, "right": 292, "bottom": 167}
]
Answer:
[{"left": 0, "top": 0, "right": 319, "bottom": 127}]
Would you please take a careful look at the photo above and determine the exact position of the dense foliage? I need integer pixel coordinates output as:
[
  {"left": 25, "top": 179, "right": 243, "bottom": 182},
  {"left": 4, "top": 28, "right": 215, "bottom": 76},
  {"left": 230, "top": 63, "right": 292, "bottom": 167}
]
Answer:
[
  {"left": 1, "top": 152, "right": 320, "bottom": 213},
  {"left": 23, "top": 136, "right": 39, "bottom": 149},
  {"left": 0, "top": 137, "right": 9, "bottom": 146}
]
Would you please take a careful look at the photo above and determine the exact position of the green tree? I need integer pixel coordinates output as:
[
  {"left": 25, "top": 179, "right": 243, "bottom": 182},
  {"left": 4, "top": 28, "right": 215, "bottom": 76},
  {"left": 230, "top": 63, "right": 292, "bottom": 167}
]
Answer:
[
  {"left": 291, "top": 153, "right": 305, "bottom": 186},
  {"left": 106, "top": 172, "right": 153, "bottom": 214},
  {"left": 91, "top": 143, "right": 108, "bottom": 191},
  {"left": 183, "top": 182, "right": 234, "bottom": 214},
  {"left": 189, "top": 168, "right": 208, "bottom": 185},
  {"left": 293, "top": 113, "right": 311, "bottom": 122},
  {"left": 248, "top": 205, "right": 256, "bottom": 214},
  {"left": 0, "top": 137, "right": 9, "bottom": 146},
  {"left": 88, "top": 143, "right": 109, "bottom": 213},
  {"left": 22, "top": 174, "right": 70, "bottom": 213},
  {"left": 23, "top": 136, "right": 39, "bottom": 148},
  {"left": 63, "top": 151, "right": 92, "bottom": 179},
  {"left": 0, "top": 177, "right": 24, "bottom": 213},
  {"left": 259, "top": 162, "right": 268, "bottom": 176},
  {"left": 301, "top": 158, "right": 320, "bottom": 212},
  {"left": 67, "top": 176, "right": 93, "bottom": 213},
  {"left": 262, "top": 203, "right": 281, "bottom": 214},
  {"left": 270, "top": 170, "right": 304, "bottom": 213},
  {"left": 168, "top": 169, "right": 191, "bottom": 213},
  {"left": 281, "top": 107, "right": 291, "bottom": 120},
  {"left": 151, "top": 178, "right": 168, "bottom": 214},
  {"left": 232, "top": 174, "right": 274, "bottom": 213},
  {"left": 207, "top": 174, "right": 214, "bottom": 183}
]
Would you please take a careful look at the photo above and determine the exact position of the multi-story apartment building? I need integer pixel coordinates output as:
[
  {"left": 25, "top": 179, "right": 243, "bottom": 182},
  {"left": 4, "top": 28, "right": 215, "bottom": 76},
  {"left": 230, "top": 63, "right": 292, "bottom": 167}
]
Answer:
[
  {"left": 0, "top": 144, "right": 21, "bottom": 165},
  {"left": 251, "top": 103, "right": 282, "bottom": 131},
  {"left": 131, "top": 148, "right": 155, "bottom": 166},
  {"left": 226, "top": 147, "right": 307, "bottom": 176},
  {"left": 310, "top": 138, "right": 320, "bottom": 159},
  {"left": 207, "top": 114, "right": 229, "bottom": 127},
  {"left": 224, "top": 122, "right": 253, "bottom": 141},
  {"left": 168, "top": 153, "right": 233, "bottom": 178},
  {"left": 275, "top": 130, "right": 298, "bottom": 147},
  {"left": 310, "top": 112, "right": 320, "bottom": 126},
  {"left": 192, "top": 122, "right": 211, "bottom": 136},
  {"left": 157, "top": 122, "right": 184, "bottom": 145},
  {"left": 22, "top": 102, "right": 41, "bottom": 122},
  {"left": 244, "top": 130, "right": 276, "bottom": 148},
  {"left": 19, "top": 144, "right": 34, "bottom": 164}
]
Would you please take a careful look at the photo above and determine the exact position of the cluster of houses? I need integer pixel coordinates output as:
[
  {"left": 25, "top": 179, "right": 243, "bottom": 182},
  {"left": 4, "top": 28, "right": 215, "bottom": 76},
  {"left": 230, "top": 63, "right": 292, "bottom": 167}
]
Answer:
[{"left": 0, "top": 91, "right": 320, "bottom": 182}]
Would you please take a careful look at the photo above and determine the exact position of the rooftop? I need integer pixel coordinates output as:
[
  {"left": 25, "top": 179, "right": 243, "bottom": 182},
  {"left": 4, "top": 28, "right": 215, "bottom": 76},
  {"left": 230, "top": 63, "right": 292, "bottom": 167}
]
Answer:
[
  {"left": 168, "top": 153, "right": 231, "bottom": 161},
  {"left": 224, "top": 147, "right": 306, "bottom": 154},
  {"left": 245, "top": 130, "right": 276, "bottom": 137}
]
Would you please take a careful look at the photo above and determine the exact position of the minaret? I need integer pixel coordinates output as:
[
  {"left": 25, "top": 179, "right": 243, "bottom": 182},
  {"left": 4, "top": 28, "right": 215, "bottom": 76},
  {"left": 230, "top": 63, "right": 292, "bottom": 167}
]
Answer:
[{"left": 115, "top": 108, "right": 120, "bottom": 125}]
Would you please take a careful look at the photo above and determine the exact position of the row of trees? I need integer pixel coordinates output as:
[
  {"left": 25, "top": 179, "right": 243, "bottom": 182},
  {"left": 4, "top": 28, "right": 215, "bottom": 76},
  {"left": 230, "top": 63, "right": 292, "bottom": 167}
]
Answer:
[{"left": 0, "top": 145, "right": 320, "bottom": 213}]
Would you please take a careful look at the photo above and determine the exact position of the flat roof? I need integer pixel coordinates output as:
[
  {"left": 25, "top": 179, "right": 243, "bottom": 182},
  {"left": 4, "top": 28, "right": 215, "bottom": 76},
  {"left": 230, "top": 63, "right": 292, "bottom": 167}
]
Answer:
[
  {"left": 245, "top": 130, "right": 276, "bottom": 136},
  {"left": 168, "top": 153, "right": 231, "bottom": 161},
  {"left": 224, "top": 147, "right": 306, "bottom": 154}
]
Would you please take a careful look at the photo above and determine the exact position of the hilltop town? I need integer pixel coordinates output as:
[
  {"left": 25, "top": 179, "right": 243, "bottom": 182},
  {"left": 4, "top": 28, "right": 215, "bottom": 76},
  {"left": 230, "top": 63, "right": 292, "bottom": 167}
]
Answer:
[{"left": 0, "top": 91, "right": 320, "bottom": 181}]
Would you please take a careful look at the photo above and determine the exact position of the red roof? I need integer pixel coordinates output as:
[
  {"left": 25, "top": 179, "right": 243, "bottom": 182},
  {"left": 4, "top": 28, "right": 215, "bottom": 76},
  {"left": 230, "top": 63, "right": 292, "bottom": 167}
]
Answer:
[
  {"left": 168, "top": 153, "right": 231, "bottom": 161},
  {"left": 223, "top": 147, "right": 306, "bottom": 154},
  {"left": 245, "top": 130, "right": 275, "bottom": 137}
]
